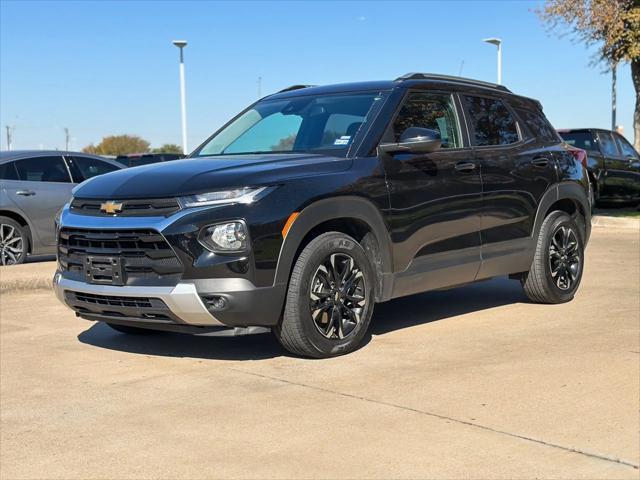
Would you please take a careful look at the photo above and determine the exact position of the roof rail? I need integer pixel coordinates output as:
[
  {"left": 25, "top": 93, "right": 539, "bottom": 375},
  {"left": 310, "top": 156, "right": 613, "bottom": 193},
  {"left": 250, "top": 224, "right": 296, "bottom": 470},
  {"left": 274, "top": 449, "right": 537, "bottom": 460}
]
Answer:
[
  {"left": 278, "top": 84, "right": 316, "bottom": 93},
  {"left": 394, "top": 73, "right": 511, "bottom": 92}
]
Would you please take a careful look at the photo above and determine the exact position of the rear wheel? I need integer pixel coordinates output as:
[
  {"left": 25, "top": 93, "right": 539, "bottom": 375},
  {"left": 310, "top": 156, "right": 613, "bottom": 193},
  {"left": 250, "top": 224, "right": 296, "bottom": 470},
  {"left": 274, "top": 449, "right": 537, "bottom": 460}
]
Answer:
[
  {"left": 521, "top": 211, "right": 584, "bottom": 304},
  {"left": 105, "top": 323, "right": 157, "bottom": 335},
  {"left": 274, "top": 232, "right": 375, "bottom": 358},
  {"left": 0, "top": 217, "right": 27, "bottom": 265}
]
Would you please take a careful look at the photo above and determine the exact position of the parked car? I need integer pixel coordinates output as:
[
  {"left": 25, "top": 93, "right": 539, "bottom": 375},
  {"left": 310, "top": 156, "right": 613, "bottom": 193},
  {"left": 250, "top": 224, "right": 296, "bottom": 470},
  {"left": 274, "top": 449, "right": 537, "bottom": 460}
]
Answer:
[
  {"left": 53, "top": 73, "right": 591, "bottom": 357},
  {"left": 116, "top": 152, "right": 183, "bottom": 168},
  {"left": 0, "top": 151, "right": 123, "bottom": 265},
  {"left": 557, "top": 128, "right": 640, "bottom": 205}
]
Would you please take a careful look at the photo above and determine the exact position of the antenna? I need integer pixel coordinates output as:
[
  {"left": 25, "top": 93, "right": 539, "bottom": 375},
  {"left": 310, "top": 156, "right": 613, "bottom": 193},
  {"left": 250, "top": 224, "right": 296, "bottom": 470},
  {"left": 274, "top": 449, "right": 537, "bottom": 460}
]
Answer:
[
  {"left": 64, "top": 127, "right": 70, "bottom": 151},
  {"left": 5, "top": 125, "right": 13, "bottom": 151},
  {"left": 458, "top": 60, "right": 465, "bottom": 77}
]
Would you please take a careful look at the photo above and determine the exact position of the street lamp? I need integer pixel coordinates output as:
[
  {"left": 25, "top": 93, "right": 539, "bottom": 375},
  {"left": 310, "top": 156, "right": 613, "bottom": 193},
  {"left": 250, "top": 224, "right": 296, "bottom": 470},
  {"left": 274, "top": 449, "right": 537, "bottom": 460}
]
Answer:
[
  {"left": 483, "top": 37, "right": 502, "bottom": 85},
  {"left": 173, "top": 40, "right": 188, "bottom": 154}
]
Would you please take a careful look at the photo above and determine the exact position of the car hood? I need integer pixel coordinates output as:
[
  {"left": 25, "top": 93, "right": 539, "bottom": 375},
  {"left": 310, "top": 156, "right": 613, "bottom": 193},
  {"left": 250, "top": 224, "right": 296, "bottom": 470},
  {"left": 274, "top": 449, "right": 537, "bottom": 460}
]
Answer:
[{"left": 74, "top": 153, "right": 351, "bottom": 199}]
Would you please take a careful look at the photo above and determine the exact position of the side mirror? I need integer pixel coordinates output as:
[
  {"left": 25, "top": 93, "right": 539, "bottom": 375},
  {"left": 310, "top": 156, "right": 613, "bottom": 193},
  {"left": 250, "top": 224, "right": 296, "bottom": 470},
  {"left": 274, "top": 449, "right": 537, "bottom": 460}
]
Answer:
[{"left": 379, "top": 127, "right": 442, "bottom": 154}]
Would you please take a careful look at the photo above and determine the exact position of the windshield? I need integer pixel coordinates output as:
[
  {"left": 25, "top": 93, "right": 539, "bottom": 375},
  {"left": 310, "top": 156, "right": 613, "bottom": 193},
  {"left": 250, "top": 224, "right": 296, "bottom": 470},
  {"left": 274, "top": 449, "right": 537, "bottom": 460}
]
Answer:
[{"left": 195, "top": 91, "right": 387, "bottom": 157}]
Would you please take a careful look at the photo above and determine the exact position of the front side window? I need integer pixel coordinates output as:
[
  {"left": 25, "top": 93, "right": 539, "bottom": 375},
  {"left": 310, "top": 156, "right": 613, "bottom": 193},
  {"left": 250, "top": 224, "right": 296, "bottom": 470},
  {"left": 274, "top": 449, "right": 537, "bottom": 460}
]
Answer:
[
  {"left": 391, "top": 92, "right": 460, "bottom": 148},
  {"left": 67, "top": 156, "right": 119, "bottom": 182},
  {"left": 463, "top": 95, "right": 519, "bottom": 146},
  {"left": 196, "top": 92, "right": 386, "bottom": 157},
  {"left": 14, "top": 156, "right": 71, "bottom": 183},
  {"left": 614, "top": 133, "right": 639, "bottom": 159},
  {"left": 597, "top": 132, "right": 620, "bottom": 157}
]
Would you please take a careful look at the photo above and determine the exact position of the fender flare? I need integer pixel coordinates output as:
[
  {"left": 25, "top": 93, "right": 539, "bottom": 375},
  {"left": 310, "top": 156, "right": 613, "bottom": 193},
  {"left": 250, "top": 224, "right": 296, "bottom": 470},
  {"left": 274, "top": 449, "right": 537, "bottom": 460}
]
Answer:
[
  {"left": 273, "top": 196, "right": 394, "bottom": 294},
  {"left": 532, "top": 182, "right": 591, "bottom": 243}
]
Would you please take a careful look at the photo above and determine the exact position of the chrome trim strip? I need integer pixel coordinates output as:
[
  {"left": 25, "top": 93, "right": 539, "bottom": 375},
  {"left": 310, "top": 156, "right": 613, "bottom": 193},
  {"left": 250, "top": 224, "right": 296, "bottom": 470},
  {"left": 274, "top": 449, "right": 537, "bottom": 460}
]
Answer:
[{"left": 53, "top": 274, "right": 224, "bottom": 327}]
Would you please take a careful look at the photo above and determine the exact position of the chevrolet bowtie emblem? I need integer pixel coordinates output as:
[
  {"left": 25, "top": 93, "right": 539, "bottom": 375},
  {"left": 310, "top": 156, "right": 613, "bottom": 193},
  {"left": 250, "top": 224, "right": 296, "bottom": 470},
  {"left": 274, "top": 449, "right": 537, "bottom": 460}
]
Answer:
[{"left": 100, "top": 201, "right": 124, "bottom": 215}]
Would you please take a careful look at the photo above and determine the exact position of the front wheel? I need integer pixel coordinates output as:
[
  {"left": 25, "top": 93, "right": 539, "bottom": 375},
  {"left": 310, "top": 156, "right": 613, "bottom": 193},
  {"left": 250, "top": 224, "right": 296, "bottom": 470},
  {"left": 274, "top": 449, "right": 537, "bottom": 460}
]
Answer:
[
  {"left": 521, "top": 211, "right": 584, "bottom": 304},
  {"left": 274, "top": 232, "right": 375, "bottom": 358}
]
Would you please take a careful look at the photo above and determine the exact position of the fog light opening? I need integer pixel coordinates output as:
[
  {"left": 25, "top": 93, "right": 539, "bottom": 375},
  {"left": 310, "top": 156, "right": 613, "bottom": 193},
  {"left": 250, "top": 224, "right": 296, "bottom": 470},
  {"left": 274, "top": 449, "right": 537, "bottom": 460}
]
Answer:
[{"left": 202, "top": 295, "right": 227, "bottom": 310}]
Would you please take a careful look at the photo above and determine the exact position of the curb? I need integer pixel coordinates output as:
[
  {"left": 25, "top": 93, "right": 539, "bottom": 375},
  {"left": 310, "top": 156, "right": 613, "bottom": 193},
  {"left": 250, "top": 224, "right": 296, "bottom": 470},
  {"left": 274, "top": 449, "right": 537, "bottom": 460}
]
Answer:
[{"left": 591, "top": 215, "right": 640, "bottom": 230}]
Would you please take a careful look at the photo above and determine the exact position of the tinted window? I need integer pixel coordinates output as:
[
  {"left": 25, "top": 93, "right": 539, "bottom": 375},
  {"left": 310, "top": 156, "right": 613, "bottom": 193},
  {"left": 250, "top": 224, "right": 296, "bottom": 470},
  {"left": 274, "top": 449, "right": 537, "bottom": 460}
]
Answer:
[
  {"left": 392, "top": 92, "right": 460, "bottom": 148},
  {"left": 196, "top": 92, "right": 385, "bottom": 157},
  {"left": 0, "top": 161, "right": 19, "bottom": 180},
  {"left": 14, "top": 156, "right": 71, "bottom": 183},
  {"left": 558, "top": 131, "right": 598, "bottom": 152},
  {"left": 597, "top": 132, "right": 620, "bottom": 157},
  {"left": 67, "top": 156, "right": 119, "bottom": 182},
  {"left": 614, "top": 134, "right": 639, "bottom": 159},
  {"left": 515, "top": 107, "right": 558, "bottom": 142},
  {"left": 464, "top": 96, "right": 519, "bottom": 146}
]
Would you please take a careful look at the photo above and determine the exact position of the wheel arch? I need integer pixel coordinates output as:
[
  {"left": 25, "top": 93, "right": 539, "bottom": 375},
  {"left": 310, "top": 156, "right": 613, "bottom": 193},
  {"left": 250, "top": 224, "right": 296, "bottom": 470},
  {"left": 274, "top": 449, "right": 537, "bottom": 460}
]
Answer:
[
  {"left": 0, "top": 209, "right": 33, "bottom": 253},
  {"left": 274, "top": 196, "right": 394, "bottom": 301},
  {"left": 532, "top": 182, "right": 591, "bottom": 245}
]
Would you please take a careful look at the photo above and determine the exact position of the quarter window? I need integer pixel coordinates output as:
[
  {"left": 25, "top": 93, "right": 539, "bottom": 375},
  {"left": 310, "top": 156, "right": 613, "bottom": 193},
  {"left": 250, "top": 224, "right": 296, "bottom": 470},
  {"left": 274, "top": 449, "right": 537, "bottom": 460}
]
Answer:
[
  {"left": 13, "top": 156, "right": 71, "bottom": 183},
  {"left": 597, "top": 132, "right": 620, "bottom": 157},
  {"left": 514, "top": 107, "right": 558, "bottom": 142},
  {"left": 463, "top": 96, "right": 519, "bottom": 146},
  {"left": 614, "top": 134, "right": 639, "bottom": 159},
  {"left": 391, "top": 92, "right": 460, "bottom": 148}
]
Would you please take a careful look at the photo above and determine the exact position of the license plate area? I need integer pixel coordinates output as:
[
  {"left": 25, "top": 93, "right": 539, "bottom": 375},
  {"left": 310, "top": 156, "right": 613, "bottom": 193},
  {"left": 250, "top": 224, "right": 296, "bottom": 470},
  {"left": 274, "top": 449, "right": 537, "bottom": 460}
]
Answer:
[{"left": 84, "top": 256, "right": 125, "bottom": 286}]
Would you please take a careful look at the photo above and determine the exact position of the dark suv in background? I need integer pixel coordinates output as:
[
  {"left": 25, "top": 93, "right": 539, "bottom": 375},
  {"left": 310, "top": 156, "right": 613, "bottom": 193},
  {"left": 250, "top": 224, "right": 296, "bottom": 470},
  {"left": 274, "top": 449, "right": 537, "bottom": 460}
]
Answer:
[
  {"left": 53, "top": 73, "right": 591, "bottom": 357},
  {"left": 558, "top": 128, "right": 640, "bottom": 205}
]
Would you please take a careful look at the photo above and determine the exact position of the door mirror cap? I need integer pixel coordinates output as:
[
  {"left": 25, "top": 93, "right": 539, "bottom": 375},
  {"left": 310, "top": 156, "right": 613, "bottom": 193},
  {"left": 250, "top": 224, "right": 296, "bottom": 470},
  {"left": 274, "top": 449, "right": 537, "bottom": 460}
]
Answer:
[{"left": 378, "top": 128, "right": 442, "bottom": 154}]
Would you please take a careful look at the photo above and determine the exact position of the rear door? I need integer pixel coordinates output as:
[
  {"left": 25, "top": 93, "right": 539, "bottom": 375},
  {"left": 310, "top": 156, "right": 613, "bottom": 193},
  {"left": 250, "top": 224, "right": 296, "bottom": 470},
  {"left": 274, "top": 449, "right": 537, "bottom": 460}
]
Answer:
[
  {"left": 8, "top": 155, "right": 74, "bottom": 246},
  {"left": 381, "top": 89, "right": 482, "bottom": 297},
  {"left": 461, "top": 94, "right": 556, "bottom": 278},
  {"left": 612, "top": 132, "right": 640, "bottom": 200},
  {"left": 597, "top": 130, "right": 633, "bottom": 200}
]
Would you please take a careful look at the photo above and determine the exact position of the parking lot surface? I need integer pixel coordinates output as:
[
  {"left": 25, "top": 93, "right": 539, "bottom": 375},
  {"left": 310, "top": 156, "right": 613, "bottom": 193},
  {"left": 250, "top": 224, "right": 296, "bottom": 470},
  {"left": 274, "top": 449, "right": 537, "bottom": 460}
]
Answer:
[{"left": 1, "top": 225, "right": 639, "bottom": 479}]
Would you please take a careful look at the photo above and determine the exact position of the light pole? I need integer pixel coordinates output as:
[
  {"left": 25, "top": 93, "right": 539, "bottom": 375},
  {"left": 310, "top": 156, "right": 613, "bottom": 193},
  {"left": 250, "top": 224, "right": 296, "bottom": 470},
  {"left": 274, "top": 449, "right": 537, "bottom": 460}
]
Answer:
[
  {"left": 173, "top": 40, "right": 188, "bottom": 155},
  {"left": 483, "top": 37, "right": 502, "bottom": 85}
]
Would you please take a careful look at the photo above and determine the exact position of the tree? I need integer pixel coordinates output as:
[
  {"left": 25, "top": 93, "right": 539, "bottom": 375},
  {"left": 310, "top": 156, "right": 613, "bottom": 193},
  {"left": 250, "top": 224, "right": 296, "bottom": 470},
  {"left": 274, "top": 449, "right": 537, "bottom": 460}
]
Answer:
[
  {"left": 151, "top": 143, "right": 182, "bottom": 154},
  {"left": 537, "top": 0, "right": 640, "bottom": 149},
  {"left": 83, "top": 135, "right": 150, "bottom": 155}
]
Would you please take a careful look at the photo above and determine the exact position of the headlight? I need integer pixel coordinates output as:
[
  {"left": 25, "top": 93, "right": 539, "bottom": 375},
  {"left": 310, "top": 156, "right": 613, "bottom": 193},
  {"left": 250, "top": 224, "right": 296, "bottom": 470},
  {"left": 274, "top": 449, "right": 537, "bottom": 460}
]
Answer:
[
  {"left": 199, "top": 221, "right": 248, "bottom": 252},
  {"left": 179, "top": 186, "right": 270, "bottom": 208}
]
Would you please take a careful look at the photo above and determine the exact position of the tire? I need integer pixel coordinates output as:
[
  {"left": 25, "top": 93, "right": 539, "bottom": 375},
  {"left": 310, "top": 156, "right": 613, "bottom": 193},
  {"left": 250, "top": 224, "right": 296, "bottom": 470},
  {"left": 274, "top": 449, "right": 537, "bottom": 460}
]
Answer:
[
  {"left": 521, "top": 211, "right": 584, "bottom": 304},
  {"left": 274, "top": 232, "right": 375, "bottom": 358},
  {"left": 105, "top": 323, "right": 157, "bottom": 335},
  {"left": 0, "top": 216, "right": 28, "bottom": 265}
]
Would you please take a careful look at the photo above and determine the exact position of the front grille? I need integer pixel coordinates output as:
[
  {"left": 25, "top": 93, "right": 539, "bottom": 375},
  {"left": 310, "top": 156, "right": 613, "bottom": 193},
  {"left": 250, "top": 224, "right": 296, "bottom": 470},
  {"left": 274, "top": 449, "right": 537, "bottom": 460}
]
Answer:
[
  {"left": 58, "top": 228, "right": 182, "bottom": 285},
  {"left": 70, "top": 198, "right": 181, "bottom": 217}
]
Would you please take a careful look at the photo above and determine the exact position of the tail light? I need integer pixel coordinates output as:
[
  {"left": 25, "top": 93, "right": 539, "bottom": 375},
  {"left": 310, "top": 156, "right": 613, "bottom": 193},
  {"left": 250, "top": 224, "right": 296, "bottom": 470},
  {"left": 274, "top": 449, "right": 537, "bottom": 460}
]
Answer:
[{"left": 568, "top": 147, "right": 588, "bottom": 169}]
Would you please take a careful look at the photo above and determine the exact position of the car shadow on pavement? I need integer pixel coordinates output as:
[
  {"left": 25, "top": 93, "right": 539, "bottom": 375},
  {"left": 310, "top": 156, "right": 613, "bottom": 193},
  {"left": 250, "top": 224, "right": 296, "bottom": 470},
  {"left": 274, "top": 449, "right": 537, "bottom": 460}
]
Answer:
[{"left": 78, "top": 276, "right": 526, "bottom": 360}]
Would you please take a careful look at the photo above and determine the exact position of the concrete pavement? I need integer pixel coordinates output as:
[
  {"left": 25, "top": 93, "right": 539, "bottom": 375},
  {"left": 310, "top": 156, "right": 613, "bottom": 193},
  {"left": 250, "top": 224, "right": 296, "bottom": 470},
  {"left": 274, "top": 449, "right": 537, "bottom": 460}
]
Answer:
[{"left": 1, "top": 226, "right": 638, "bottom": 479}]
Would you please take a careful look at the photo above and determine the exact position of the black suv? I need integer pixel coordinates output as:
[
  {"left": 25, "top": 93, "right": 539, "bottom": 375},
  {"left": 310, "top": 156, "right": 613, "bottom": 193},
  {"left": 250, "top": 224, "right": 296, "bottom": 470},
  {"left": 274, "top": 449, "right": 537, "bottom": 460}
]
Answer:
[
  {"left": 557, "top": 128, "right": 640, "bottom": 205},
  {"left": 53, "top": 73, "right": 591, "bottom": 358}
]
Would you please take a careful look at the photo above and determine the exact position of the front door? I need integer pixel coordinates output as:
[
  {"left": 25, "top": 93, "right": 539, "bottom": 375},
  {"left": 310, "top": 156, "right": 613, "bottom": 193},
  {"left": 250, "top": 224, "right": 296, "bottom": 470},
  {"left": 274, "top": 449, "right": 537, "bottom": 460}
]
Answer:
[
  {"left": 612, "top": 132, "right": 640, "bottom": 201},
  {"left": 8, "top": 155, "right": 74, "bottom": 247},
  {"left": 598, "top": 130, "right": 636, "bottom": 201},
  {"left": 381, "top": 90, "right": 482, "bottom": 298}
]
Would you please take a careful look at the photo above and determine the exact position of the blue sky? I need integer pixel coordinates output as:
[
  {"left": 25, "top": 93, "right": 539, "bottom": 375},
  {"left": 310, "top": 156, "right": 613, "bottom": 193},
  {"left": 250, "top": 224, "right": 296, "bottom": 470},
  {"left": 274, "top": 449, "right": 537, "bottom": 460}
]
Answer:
[{"left": 0, "top": 0, "right": 635, "bottom": 151}]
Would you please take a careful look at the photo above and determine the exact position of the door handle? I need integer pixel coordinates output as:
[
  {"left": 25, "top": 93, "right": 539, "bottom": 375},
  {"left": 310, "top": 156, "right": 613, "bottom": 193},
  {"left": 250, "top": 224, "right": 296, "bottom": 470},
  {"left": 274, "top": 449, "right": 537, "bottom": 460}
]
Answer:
[
  {"left": 454, "top": 161, "right": 476, "bottom": 173},
  {"left": 16, "top": 190, "right": 36, "bottom": 196},
  {"left": 531, "top": 157, "right": 550, "bottom": 168}
]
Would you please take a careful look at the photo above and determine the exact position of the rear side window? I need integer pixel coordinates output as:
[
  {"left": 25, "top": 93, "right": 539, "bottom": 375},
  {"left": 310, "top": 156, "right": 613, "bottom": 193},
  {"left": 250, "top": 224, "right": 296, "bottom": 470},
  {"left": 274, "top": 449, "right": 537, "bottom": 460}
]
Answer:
[
  {"left": 597, "top": 132, "right": 620, "bottom": 157},
  {"left": 463, "top": 96, "right": 519, "bottom": 146},
  {"left": 67, "top": 156, "right": 119, "bottom": 182},
  {"left": 0, "top": 161, "right": 19, "bottom": 180},
  {"left": 392, "top": 92, "right": 461, "bottom": 148},
  {"left": 14, "top": 156, "right": 71, "bottom": 183},
  {"left": 558, "top": 131, "right": 598, "bottom": 152},
  {"left": 514, "top": 107, "right": 558, "bottom": 142},
  {"left": 614, "top": 133, "right": 639, "bottom": 159}
]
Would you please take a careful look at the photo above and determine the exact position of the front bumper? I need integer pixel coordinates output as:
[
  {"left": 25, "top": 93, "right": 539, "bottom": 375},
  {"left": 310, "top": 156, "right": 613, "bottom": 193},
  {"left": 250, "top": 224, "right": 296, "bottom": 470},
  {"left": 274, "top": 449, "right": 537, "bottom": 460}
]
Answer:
[{"left": 53, "top": 273, "right": 223, "bottom": 326}]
